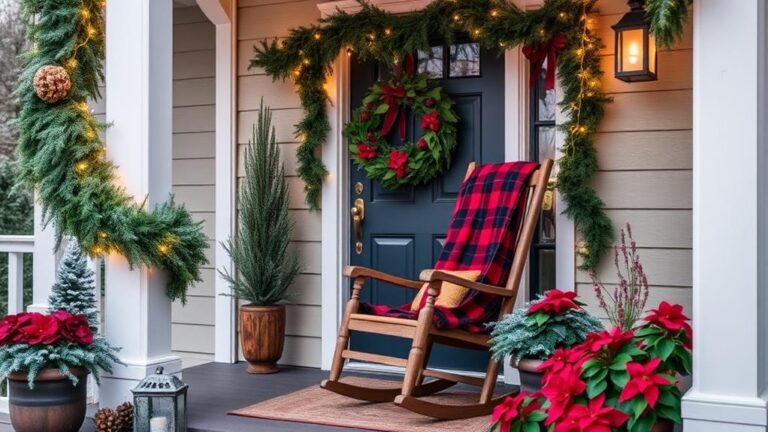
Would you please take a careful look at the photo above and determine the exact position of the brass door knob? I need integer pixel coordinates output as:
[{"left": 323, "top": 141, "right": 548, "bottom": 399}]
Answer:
[{"left": 351, "top": 198, "right": 365, "bottom": 254}]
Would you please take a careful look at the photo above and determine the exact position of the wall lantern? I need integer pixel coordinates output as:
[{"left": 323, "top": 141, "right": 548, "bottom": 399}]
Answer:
[
  {"left": 612, "top": 0, "right": 657, "bottom": 82},
  {"left": 132, "top": 367, "right": 188, "bottom": 432}
]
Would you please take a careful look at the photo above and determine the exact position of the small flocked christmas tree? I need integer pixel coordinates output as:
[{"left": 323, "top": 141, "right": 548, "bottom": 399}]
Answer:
[{"left": 48, "top": 241, "right": 99, "bottom": 331}]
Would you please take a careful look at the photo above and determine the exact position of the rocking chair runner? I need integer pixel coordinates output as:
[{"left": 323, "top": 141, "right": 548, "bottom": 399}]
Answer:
[{"left": 321, "top": 159, "right": 554, "bottom": 420}]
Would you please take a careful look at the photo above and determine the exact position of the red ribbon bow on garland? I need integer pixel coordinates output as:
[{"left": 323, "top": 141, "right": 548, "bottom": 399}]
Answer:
[
  {"left": 380, "top": 54, "right": 416, "bottom": 140},
  {"left": 522, "top": 32, "right": 568, "bottom": 90}
]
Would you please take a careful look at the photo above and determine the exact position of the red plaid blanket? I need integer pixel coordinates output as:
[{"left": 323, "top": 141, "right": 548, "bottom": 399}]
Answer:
[{"left": 359, "top": 162, "right": 539, "bottom": 333}]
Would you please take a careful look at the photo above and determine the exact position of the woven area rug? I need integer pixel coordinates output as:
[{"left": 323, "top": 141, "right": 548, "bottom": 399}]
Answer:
[{"left": 229, "top": 377, "right": 494, "bottom": 432}]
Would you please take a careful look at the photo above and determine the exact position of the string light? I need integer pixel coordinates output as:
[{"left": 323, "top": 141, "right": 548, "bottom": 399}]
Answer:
[
  {"left": 75, "top": 160, "right": 89, "bottom": 174},
  {"left": 292, "top": 67, "right": 302, "bottom": 77},
  {"left": 77, "top": 101, "right": 89, "bottom": 112},
  {"left": 98, "top": 231, "right": 108, "bottom": 239},
  {"left": 313, "top": 32, "right": 321, "bottom": 40},
  {"left": 452, "top": 13, "right": 461, "bottom": 22},
  {"left": 80, "top": 8, "right": 90, "bottom": 19},
  {"left": 490, "top": 9, "right": 499, "bottom": 17},
  {"left": 87, "top": 25, "right": 97, "bottom": 37},
  {"left": 91, "top": 245, "right": 103, "bottom": 255},
  {"left": 558, "top": 12, "right": 567, "bottom": 19},
  {"left": 384, "top": 28, "right": 392, "bottom": 36},
  {"left": 346, "top": 47, "right": 353, "bottom": 57},
  {"left": 302, "top": 58, "right": 310, "bottom": 65},
  {"left": 157, "top": 243, "right": 171, "bottom": 255},
  {"left": 85, "top": 129, "right": 96, "bottom": 140},
  {"left": 66, "top": 58, "right": 78, "bottom": 69},
  {"left": 473, "top": 28, "right": 481, "bottom": 37}
]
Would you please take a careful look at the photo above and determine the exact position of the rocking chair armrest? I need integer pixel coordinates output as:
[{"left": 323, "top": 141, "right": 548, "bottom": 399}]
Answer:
[
  {"left": 419, "top": 270, "right": 514, "bottom": 298},
  {"left": 343, "top": 265, "right": 424, "bottom": 290}
]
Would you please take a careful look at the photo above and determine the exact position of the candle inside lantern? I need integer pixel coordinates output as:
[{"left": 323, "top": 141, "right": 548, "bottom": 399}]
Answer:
[{"left": 150, "top": 416, "right": 168, "bottom": 432}]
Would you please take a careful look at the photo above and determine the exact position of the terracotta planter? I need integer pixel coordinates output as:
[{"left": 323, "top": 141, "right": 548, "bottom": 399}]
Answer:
[
  {"left": 7, "top": 367, "right": 87, "bottom": 432},
  {"left": 240, "top": 304, "right": 286, "bottom": 374},
  {"left": 514, "top": 357, "right": 545, "bottom": 393}
]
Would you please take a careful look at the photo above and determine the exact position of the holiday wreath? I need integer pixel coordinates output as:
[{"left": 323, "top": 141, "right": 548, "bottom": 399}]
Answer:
[{"left": 345, "top": 58, "right": 458, "bottom": 188}]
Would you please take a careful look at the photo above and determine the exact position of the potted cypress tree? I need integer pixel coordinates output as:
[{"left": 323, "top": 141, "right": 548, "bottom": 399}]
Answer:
[{"left": 220, "top": 100, "right": 301, "bottom": 374}]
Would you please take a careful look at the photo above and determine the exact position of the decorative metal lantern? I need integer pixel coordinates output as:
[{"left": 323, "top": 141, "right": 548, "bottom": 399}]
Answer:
[
  {"left": 131, "top": 367, "right": 188, "bottom": 432},
  {"left": 612, "top": 0, "right": 657, "bottom": 82}
]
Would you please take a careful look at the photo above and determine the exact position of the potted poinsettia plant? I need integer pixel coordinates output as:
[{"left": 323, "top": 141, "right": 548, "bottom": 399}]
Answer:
[
  {"left": 0, "top": 242, "right": 119, "bottom": 432},
  {"left": 489, "top": 289, "right": 603, "bottom": 392},
  {"left": 490, "top": 302, "right": 692, "bottom": 432}
]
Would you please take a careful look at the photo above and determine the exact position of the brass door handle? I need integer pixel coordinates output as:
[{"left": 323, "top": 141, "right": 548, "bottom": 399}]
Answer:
[{"left": 351, "top": 198, "right": 365, "bottom": 254}]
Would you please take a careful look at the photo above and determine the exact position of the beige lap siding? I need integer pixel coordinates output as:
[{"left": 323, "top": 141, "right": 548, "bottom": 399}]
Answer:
[
  {"left": 574, "top": 0, "right": 693, "bottom": 321},
  {"left": 237, "top": 0, "right": 324, "bottom": 368},
  {"left": 170, "top": 6, "right": 217, "bottom": 368}
]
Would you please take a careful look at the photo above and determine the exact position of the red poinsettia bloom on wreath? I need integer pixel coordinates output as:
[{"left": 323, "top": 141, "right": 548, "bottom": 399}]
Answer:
[
  {"left": 420, "top": 112, "right": 441, "bottom": 131},
  {"left": 618, "top": 358, "right": 672, "bottom": 408},
  {"left": 541, "top": 366, "right": 586, "bottom": 425},
  {"left": 491, "top": 392, "right": 541, "bottom": 430},
  {"left": 357, "top": 143, "right": 377, "bottom": 160},
  {"left": 585, "top": 327, "right": 635, "bottom": 354},
  {"left": 388, "top": 149, "right": 409, "bottom": 178},
  {"left": 417, "top": 138, "right": 428, "bottom": 151},
  {"left": 558, "top": 394, "right": 629, "bottom": 432},
  {"left": 529, "top": 289, "right": 580, "bottom": 315}
]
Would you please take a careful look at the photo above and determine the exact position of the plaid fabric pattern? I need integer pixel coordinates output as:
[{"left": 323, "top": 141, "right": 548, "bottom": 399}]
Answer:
[{"left": 359, "top": 162, "right": 539, "bottom": 333}]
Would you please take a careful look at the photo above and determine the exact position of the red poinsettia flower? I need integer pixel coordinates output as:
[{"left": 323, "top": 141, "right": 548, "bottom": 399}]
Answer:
[
  {"left": 52, "top": 310, "right": 94, "bottom": 345},
  {"left": 359, "top": 111, "right": 370, "bottom": 122},
  {"left": 618, "top": 358, "right": 672, "bottom": 408},
  {"left": 529, "top": 289, "right": 580, "bottom": 315},
  {"left": 538, "top": 347, "right": 588, "bottom": 377},
  {"left": 417, "top": 138, "right": 428, "bottom": 151},
  {"left": 559, "top": 394, "right": 629, "bottom": 432},
  {"left": 388, "top": 149, "right": 409, "bottom": 178},
  {"left": 19, "top": 312, "right": 60, "bottom": 345},
  {"left": 0, "top": 313, "right": 29, "bottom": 344},
  {"left": 423, "top": 97, "right": 436, "bottom": 107},
  {"left": 645, "top": 301, "right": 693, "bottom": 343},
  {"left": 357, "top": 143, "right": 377, "bottom": 160},
  {"left": 491, "top": 392, "right": 541, "bottom": 431},
  {"left": 586, "top": 327, "right": 635, "bottom": 354},
  {"left": 541, "top": 366, "right": 586, "bottom": 425},
  {"left": 366, "top": 131, "right": 378, "bottom": 142},
  {"left": 420, "top": 112, "right": 441, "bottom": 132}
]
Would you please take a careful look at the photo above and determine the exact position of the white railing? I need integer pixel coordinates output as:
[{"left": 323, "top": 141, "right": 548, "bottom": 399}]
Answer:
[
  {"left": 0, "top": 235, "right": 34, "bottom": 316},
  {"left": 0, "top": 235, "right": 35, "bottom": 413}
]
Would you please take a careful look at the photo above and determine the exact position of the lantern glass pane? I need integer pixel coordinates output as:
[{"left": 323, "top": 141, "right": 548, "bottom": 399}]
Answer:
[
  {"left": 176, "top": 392, "right": 187, "bottom": 431},
  {"left": 146, "top": 396, "right": 176, "bottom": 432},
  {"left": 648, "top": 33, "right": 657, "bottom": 74},
  {"left": 619, "top": 28, "right": 644, "bottom": 72}
]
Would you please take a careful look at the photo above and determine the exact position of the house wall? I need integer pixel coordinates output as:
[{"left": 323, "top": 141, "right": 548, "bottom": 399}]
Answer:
[
  {"left": 170, "top": 6, "right": 218, "bottom": 367},
  {"left": 576, "top": 0, "right": 693, "bottom": 320},
  {"left": 237, "top": 0, "right": 324, "bottom": 367}
]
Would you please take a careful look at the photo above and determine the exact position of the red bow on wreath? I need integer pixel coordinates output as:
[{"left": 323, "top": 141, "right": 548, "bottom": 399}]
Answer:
[
  {"left": 380, "top": 54, "right": 416, "bottom": 140},
  {"left": 522, "top": 32, "right": 568, "bottom": 90}
]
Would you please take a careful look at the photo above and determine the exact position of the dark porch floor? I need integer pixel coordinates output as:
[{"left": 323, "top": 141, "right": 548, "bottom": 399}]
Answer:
[{"left": 183, "top": 362, "right": 516, "bottom": 432}]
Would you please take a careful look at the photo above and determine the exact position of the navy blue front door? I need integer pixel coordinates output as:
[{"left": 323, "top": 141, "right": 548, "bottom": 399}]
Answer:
[{"left": 348, "top": 42, "right": 505, "bottom": 371}]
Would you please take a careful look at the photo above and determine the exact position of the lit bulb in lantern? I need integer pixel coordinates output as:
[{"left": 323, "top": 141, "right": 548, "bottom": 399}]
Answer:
[{"left": 628, "top": 42, "right": 640, "bottom": 65}]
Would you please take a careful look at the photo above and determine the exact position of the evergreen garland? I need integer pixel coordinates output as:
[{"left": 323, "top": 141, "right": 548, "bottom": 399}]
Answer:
[
  {"left": 646, "top": 0, "right": 693, "bottom": 48},
  {"left": 48, "top": 241, "right": 100, "bottom": 331},
  {"left": 16, "top": 0, "right": 208, "bottom": 302},
  {"left": 251, "top": 0, "right": 615, "bottom": 270}
]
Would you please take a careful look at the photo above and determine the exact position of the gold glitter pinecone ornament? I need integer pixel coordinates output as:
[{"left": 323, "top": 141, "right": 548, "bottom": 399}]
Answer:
[
  {"left": 33, "top": 65, "right": 72, "bottom": 103},
  {"left": 93, "top": 402, "right": 134, "bottom": 432}
]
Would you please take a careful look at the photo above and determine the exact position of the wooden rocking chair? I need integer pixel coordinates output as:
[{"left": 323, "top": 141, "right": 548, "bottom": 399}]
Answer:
[{"left": 321, "top": 159, "right": 554, "bottom": 419}]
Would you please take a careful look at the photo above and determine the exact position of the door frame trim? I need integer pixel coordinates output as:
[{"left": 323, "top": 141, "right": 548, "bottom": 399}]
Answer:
[{"left": 317, "top": 0, "right": 576, "bottom": 381}]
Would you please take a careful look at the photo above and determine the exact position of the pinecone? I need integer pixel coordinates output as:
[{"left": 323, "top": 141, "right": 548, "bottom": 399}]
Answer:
[
  {"left": 93, "top": 402, "right": 134, "bottom": 432},
  {"left": 33, "top": 65, "right": 71, "bottom": 103}
]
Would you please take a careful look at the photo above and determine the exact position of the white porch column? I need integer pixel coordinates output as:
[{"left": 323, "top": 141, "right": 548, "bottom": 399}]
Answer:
[
  {"left": 28, "top": 200, "right": 59, "bottom": 313},
  {"left": 683, "top": 0, "right": 768, "bottom": 430},
  {"left": 100, "top": 0, "right": 180, "bottom": 408}
]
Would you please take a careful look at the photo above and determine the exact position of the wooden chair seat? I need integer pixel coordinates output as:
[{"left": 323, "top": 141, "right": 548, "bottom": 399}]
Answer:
[{"left": 321, "top": 160, "right": 554, "bottom": 419}]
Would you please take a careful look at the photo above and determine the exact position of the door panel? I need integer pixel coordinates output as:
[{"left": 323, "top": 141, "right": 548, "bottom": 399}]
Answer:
[{"left": 348, "top": 41, "right": 504, "bottom": 372}]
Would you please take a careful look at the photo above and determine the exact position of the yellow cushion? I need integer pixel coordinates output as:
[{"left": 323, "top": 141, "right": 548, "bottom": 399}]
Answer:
[{"left": 410, "top": 270, "right": 482, "bottom": 311}]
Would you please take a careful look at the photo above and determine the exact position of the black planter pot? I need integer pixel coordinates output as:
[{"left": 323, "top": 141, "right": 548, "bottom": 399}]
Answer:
[
  {"left": 7, "top": 367, "right": 87, "bottom": 432},
  {"left": 514, "top": 358, "right": 545, "bottom": 393}
]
